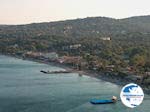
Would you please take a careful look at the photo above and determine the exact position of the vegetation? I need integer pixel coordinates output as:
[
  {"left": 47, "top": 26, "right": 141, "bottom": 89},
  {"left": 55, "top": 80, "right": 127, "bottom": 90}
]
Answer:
[{"left": 0, "top": 15, "right": 150, "bottom": 88}]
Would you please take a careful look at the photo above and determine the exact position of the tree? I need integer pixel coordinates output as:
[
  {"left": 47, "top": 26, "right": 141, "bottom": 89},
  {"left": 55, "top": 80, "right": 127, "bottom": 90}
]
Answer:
[{"left": 130, "top": 54, "right": 145, "bottom": 66}]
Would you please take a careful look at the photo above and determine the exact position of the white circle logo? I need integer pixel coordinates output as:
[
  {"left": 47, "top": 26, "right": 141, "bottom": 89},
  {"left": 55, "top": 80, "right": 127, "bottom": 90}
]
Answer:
[{"left": 120, "top": 83, "right": 144, "bottom": 108}]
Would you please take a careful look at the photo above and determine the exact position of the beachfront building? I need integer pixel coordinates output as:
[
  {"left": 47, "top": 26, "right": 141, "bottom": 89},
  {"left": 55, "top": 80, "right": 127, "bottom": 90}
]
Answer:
[
  {"left": 24, "top": 52, "right": 59, "bottom": 61},
  {"left": 25, "top": 51, "right": 43, "bottom": 58},
  {"left": 58, "top": 56, "right": 83, "bottom": 70},
  {"left": 43, "top": 52, "right": 58, "bottom": 61}
]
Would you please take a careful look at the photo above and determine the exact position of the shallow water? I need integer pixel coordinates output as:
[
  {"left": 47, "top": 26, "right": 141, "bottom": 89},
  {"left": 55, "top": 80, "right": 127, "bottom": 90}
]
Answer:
[{"left": 0, "top": 55, "right": 149, "bottom": 112}]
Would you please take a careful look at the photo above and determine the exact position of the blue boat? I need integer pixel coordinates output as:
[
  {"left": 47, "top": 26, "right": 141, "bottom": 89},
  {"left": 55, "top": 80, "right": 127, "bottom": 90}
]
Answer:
[{"left": 90, "top": 99, "right": 114, "bottom": 104}]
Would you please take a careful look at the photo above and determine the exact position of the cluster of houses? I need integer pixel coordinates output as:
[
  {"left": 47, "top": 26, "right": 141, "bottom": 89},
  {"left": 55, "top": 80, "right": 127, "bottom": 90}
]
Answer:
[
  {"left": 24, "top": 51, "right": 58, "bottom": 61},
  {"left": 24, "top": 51, "right": 149, "bottom": 72},
  {"left": 24, "top": 51, "right": 88, "bottom": 70},
  {"left": 24, "top": 51, "right": 116, "bottom": 71}
]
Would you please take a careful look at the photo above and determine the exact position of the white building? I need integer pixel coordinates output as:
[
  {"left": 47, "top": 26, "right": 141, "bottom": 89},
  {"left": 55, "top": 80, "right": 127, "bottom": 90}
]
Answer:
[
  {"left": 101, "top": 37, "right": 111, "bottom": 41},
  {"left": 43, "top": 52, "right": 58, "bottom": 60}
]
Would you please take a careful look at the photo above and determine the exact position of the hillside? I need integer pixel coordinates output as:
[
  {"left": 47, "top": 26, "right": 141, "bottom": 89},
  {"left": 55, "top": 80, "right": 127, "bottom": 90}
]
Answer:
[
  {"left": 0, "top": 15, "right": 150, "bottom": 88},
  {"left": 0, "top": 15, "right": 150, "bottom": 39}
]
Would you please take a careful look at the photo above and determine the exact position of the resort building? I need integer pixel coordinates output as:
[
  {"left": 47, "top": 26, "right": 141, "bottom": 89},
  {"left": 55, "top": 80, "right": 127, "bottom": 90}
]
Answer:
[{"left": 101, "top": 37, "right": 111, "bottom": 41}]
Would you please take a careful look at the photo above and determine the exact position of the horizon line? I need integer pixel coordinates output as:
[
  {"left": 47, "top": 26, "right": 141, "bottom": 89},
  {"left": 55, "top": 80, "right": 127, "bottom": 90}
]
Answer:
[{"left": 0, "top": 14, "right": 150, "bottom": 26}]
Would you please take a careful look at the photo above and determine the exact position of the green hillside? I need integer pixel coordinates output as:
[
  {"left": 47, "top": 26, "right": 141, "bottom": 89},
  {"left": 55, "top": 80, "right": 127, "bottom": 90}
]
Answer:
[
  {"left": 0, "top": 15, "right": 150, "bottom": 88},
  {"left": 0, "top": 15, "right": 150, "bottom": 39}
]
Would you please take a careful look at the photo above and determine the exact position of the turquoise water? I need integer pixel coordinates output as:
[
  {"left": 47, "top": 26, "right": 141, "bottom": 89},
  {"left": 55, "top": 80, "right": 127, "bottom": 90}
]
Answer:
[{"left": 0, "top": 55, "right": 149, "bottom": 112}]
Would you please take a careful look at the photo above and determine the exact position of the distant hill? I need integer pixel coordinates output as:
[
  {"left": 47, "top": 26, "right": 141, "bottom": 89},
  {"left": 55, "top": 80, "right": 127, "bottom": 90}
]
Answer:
[
  {"left": 120, "top": 15, "right": 150, "bottom": 32},
  {"left": 0, "top": 15, "right": 150, "bottom": 39}
]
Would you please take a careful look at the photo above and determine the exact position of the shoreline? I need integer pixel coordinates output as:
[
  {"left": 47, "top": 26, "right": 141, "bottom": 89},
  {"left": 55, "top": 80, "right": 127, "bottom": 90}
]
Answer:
[
  {"left": 30, "top": 59, "right": 150, "bottom": 94},
  {"left": 1, "top": 54, "right": 150, "bottom": 94}
]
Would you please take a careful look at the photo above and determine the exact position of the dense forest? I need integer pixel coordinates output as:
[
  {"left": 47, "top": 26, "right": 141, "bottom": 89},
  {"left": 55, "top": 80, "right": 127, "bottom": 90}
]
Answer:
[{"left": 0, "top": 15, "right": 150, "bottom": 87}]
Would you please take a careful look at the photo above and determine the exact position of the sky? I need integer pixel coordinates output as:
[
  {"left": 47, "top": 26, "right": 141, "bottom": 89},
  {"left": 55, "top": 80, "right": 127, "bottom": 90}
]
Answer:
[{"left": 0, "top": 0, "right": 150, "bottom": 25}]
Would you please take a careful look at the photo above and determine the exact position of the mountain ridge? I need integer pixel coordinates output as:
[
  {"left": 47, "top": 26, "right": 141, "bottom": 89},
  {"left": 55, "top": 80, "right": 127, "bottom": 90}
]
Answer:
[{"left": 0, "top": 15, "right": 150, "bottom": 39}]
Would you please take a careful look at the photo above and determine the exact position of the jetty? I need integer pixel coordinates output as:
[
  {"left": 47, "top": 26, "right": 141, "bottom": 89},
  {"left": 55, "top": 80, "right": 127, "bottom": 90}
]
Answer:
[{"left": 40, "top": 70, "right": 72, "bottom": 74}]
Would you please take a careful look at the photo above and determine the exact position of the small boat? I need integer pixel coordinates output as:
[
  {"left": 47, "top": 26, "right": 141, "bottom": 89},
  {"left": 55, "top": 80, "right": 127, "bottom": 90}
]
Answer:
[
  {"left": 90, "top": 99, "right": 114, "bottom": 104},
  {"left": 40, "top": 70, "right": 48, "bottom": 73}
]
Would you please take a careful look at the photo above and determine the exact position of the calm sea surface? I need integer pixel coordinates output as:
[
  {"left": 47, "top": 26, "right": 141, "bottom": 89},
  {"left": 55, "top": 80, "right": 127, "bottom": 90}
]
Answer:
[{"left": 0, "top": 55, "right": 149, "bottom": 112}]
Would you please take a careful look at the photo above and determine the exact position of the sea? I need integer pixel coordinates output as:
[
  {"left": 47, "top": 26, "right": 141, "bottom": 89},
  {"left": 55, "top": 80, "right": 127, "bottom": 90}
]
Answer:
[{"left": 0, "top": 55, "right": 149, "bottom": 112}]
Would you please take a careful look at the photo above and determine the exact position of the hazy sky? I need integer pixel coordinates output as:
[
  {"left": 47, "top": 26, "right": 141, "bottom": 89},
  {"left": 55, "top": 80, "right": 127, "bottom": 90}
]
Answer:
[{"left": 0, "top": 0, "right": 150, "bottom": 24}]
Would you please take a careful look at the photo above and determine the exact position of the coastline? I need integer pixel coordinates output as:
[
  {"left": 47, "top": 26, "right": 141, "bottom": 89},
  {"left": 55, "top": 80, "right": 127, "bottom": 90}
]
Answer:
[{"left": 1, "top": 54, "right": 150, "bottom": 94}]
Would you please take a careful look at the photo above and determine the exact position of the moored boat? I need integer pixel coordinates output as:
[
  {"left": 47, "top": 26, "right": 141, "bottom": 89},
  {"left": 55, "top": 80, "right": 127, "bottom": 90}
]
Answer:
[
  {"left": 90, "top": 96, "right": 117, "bottom": 104},
  {"left": 90, "top": 99, "right": 114, "bottom": 104}
]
